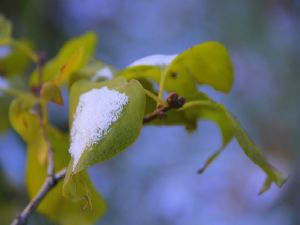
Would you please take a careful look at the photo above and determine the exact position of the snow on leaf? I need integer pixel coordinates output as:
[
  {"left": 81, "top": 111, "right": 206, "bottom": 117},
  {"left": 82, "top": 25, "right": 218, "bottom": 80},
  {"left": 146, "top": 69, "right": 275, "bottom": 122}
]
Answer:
[
  {"left": 69, "top": 86, "right": 128, "bottom": 170},
  {"left": 128, "top": 54, "right": 178, "bottom": 67},
  {"left": 91, "top": 66, "right": 114, "bottom": 81}
]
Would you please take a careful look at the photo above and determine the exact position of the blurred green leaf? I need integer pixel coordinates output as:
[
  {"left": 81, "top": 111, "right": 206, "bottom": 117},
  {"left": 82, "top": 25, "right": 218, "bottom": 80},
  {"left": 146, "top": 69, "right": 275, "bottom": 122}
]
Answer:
[
  {"left": 0, "top": 40, "right": 32, "bottom": 76},
  {"left": 30, "top": 32, "right": 97, "bottom": 85},
  {"left": 0, "top": 15, "right": 12, "bottom": 39},
  {"left": 9, "top": 94, "right": 48, "bottom": 164},
  {"left": 26, "top": 126, "right": 106, "bottom": 225},
  {"left": 68, "top": 77, "right": 146, "bottom": 173},
  {"left": 54, "top": 47, "right": 84, "bottom": 86},
  {"left": 0, "top": 95, "right": 11, "bottom": 133},
  {"left": 69, "top": 59, "right": 117, "bottom": 87},
  {"left": 40, "top": 81, "right": 63, "bottom": 105}
]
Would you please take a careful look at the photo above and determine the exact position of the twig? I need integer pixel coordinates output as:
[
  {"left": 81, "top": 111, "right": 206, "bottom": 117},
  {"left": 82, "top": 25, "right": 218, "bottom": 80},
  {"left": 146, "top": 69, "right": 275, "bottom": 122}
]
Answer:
[
  {"left": 11, "top": 52, "right": 61, "bottom": 225},
  {"left": 11, "top": 168, "right": 67, "bottom": 225},
  {"left": 36, "top": 52, "right": 55, "bottom": 178},
  {"left": 143, "top": 105, "right": 171, "bottom": 124},
  {"left": 143, "top": 92, "right": 185, "bottom": 124}
]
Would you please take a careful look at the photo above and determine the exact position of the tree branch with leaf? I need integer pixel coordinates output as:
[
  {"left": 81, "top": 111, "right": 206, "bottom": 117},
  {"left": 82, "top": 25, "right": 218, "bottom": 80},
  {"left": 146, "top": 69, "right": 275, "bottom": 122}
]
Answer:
[{"left": 0, "top": 15, "right": 286, "bottom": 225}]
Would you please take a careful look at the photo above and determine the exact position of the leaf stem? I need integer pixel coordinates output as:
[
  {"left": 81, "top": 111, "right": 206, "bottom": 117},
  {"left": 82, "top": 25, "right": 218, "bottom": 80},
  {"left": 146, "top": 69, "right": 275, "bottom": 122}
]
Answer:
[
  {"left": 143, "top": 92, "right": 185, "bottom": 124},
  {"left": 10, "top": 51, "right": 60, "bottom": 225},
  {"left": 144, "top": 88, "right": 167, "bottom": 107},
  {"left": 157, "top": 67, "right": 168, "bottom": 104},
  {"left": 178, "top": 100, "right": 214, "bottom": 111}
]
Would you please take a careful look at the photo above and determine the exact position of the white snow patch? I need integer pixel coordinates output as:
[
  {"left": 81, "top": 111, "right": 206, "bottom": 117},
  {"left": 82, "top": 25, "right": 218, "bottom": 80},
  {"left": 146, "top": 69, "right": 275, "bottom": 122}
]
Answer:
[
  {"left": 128, "top": 54, "right": 178, "bottom": 67},
  {"left": 0, "top": 76, "right": 10, "bottom": 96},
  {"left": 69, "top": 86, "right": 128, "bottom": 171},
  {"left": 91, "top": 66, "right": 114, "bottom": 81},
  {"left": 0, "top": 45, "right": 11, "bottom": 59}
]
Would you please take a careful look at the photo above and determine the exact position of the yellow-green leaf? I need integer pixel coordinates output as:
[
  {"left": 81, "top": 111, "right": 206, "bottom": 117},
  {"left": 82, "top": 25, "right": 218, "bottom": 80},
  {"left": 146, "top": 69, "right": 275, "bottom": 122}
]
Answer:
[
  {"left": 166, "top": 42, "right": 234, "bottom": 94},
  {"left": 0, "top": 40, "right": 32, "bottom": 76},
  {"left": 121, "top": 42, "right": 233, "bottom": 99},
  {"left": 0, "top": 15, "right": 12, "bottom": 39},
  {"left": 180, "top": 99, "right": 286, "bottom": 191},
  {"left": 9, "top": 94, "right": 48, "bottom": 164},
  {"left": 120, "top": 65, "right": 161, "bottom": 83},
  {"left": 30, "top": 32, "right": 97, "bottom": 85},
  {"left": 0, "top": 95, "right": 11, "bottom": 133},
  {"left": 54, "top": 47, "right": 84, "bottom": 86},
  {"left": 69, "top": 60, "right": 117, "bottom": 87},
  {"left": 221, "top": 105, "right": 287, "bottom": 189},
  {"left": 26, "top": 126, "right": 106, "bottom": 225}
]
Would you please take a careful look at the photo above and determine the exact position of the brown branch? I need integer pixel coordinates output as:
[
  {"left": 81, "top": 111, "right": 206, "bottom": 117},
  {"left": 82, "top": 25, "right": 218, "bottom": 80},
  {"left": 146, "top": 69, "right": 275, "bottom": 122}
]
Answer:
[
  {"left": 11, "top": 52, "right": 63, "bottom": 225},
  {"left": 11, "top": 168, "right": 66, "bottom": 225},
  {"left": 143, "top": 92, "right": 185, "bottom": 124},
  {"left": 143, "top": 105, "right": 171, "bottom": 124}
]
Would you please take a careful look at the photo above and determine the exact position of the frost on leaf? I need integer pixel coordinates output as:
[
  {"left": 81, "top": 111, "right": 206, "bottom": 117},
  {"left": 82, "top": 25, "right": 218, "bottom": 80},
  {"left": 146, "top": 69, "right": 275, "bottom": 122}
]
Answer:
[
  {"left": 69, "top": 86, "right": 128, "bottom": 170},
  {"left": 91, "top": 66, "right": 114, "bottom": 81},
  {"left": 128, "top": 54, "right": 177, "bottom": 67}
]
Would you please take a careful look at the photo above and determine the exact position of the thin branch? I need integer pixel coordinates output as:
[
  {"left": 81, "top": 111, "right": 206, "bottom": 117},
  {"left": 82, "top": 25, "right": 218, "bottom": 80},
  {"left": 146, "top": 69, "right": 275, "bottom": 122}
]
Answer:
[
  {"left": 143, "top": 105, "right": 171, "bottom": 124},
  {"left": 143, "top": 92, "right": 185, "bottom": 124},
  {"left": 143, "top": 88, "right": 167, "bottom": 107},
  {"left": 11, "top": 52, "right": 61, "bottom": 225},
  {"left": 11, "top": 168, "right": 67, "bottom": 225},
  {"left": 36, "top": 52, "right": 55, "bottom": 178},
  {"left": 47, "top": 146, "right": 55, "bottom": 176}
]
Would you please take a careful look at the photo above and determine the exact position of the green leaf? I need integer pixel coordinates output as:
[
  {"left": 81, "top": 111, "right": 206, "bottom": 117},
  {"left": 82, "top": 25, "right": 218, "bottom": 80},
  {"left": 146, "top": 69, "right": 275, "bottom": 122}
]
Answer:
[
  {"left": 0, "top": 95, "right": 11, "bottom": 133},
  {"left": 220, "top": 105, "right": 287, "bottom": 189},
  {"left": 30, "top": 32, "right": 97, "bottom": 85},
  {"left": 180, "top": 98, "right": 234, "bottom": 145},
  {"left": 9, "top": 94, "right": 48, "bottom": 164},
  {"left": 68, "top": 77, "right": 146, "bottom": 173},
  {"left": 26, "top": 126, "right": 106, "bottom": 225},
  {"left": 0, "top": 40, "right": 32, "bottom": 76},
  {"left": 0, "top": 15, "right": 12, "bottom": 39},
  {"left": 54, "top": 47, "right": 84, "bottom": 86},
  {"left": 180, "top": 99, "right": 286, "bottom": 191},
  {"left": 120, "top": 65, "right": 161, "bottom": 83},
  {"left": 166, "top": 42, "right": 234, "bottom": 95},
  {"left": 120, "top": 42, "right": 233, "bottom": 99}
]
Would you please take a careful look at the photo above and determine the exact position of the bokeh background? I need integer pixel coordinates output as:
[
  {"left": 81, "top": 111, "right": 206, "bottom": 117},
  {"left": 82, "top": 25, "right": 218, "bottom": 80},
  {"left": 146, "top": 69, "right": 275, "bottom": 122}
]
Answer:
[{"left": 0, "top": 0, "right": 299, "bottom": 224}]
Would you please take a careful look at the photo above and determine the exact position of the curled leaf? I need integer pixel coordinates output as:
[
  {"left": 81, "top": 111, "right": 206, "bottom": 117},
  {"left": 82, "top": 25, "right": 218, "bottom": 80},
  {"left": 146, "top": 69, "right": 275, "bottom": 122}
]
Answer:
[{"left": 181, "top": 99, "right": 287, "bottom": 192}]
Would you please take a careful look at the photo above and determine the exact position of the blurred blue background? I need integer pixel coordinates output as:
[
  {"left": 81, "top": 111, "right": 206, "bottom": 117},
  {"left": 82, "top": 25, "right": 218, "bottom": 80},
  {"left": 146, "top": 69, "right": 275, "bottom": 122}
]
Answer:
[{"left": 0, "top": 0, "right": 299, "bottom": 224}]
